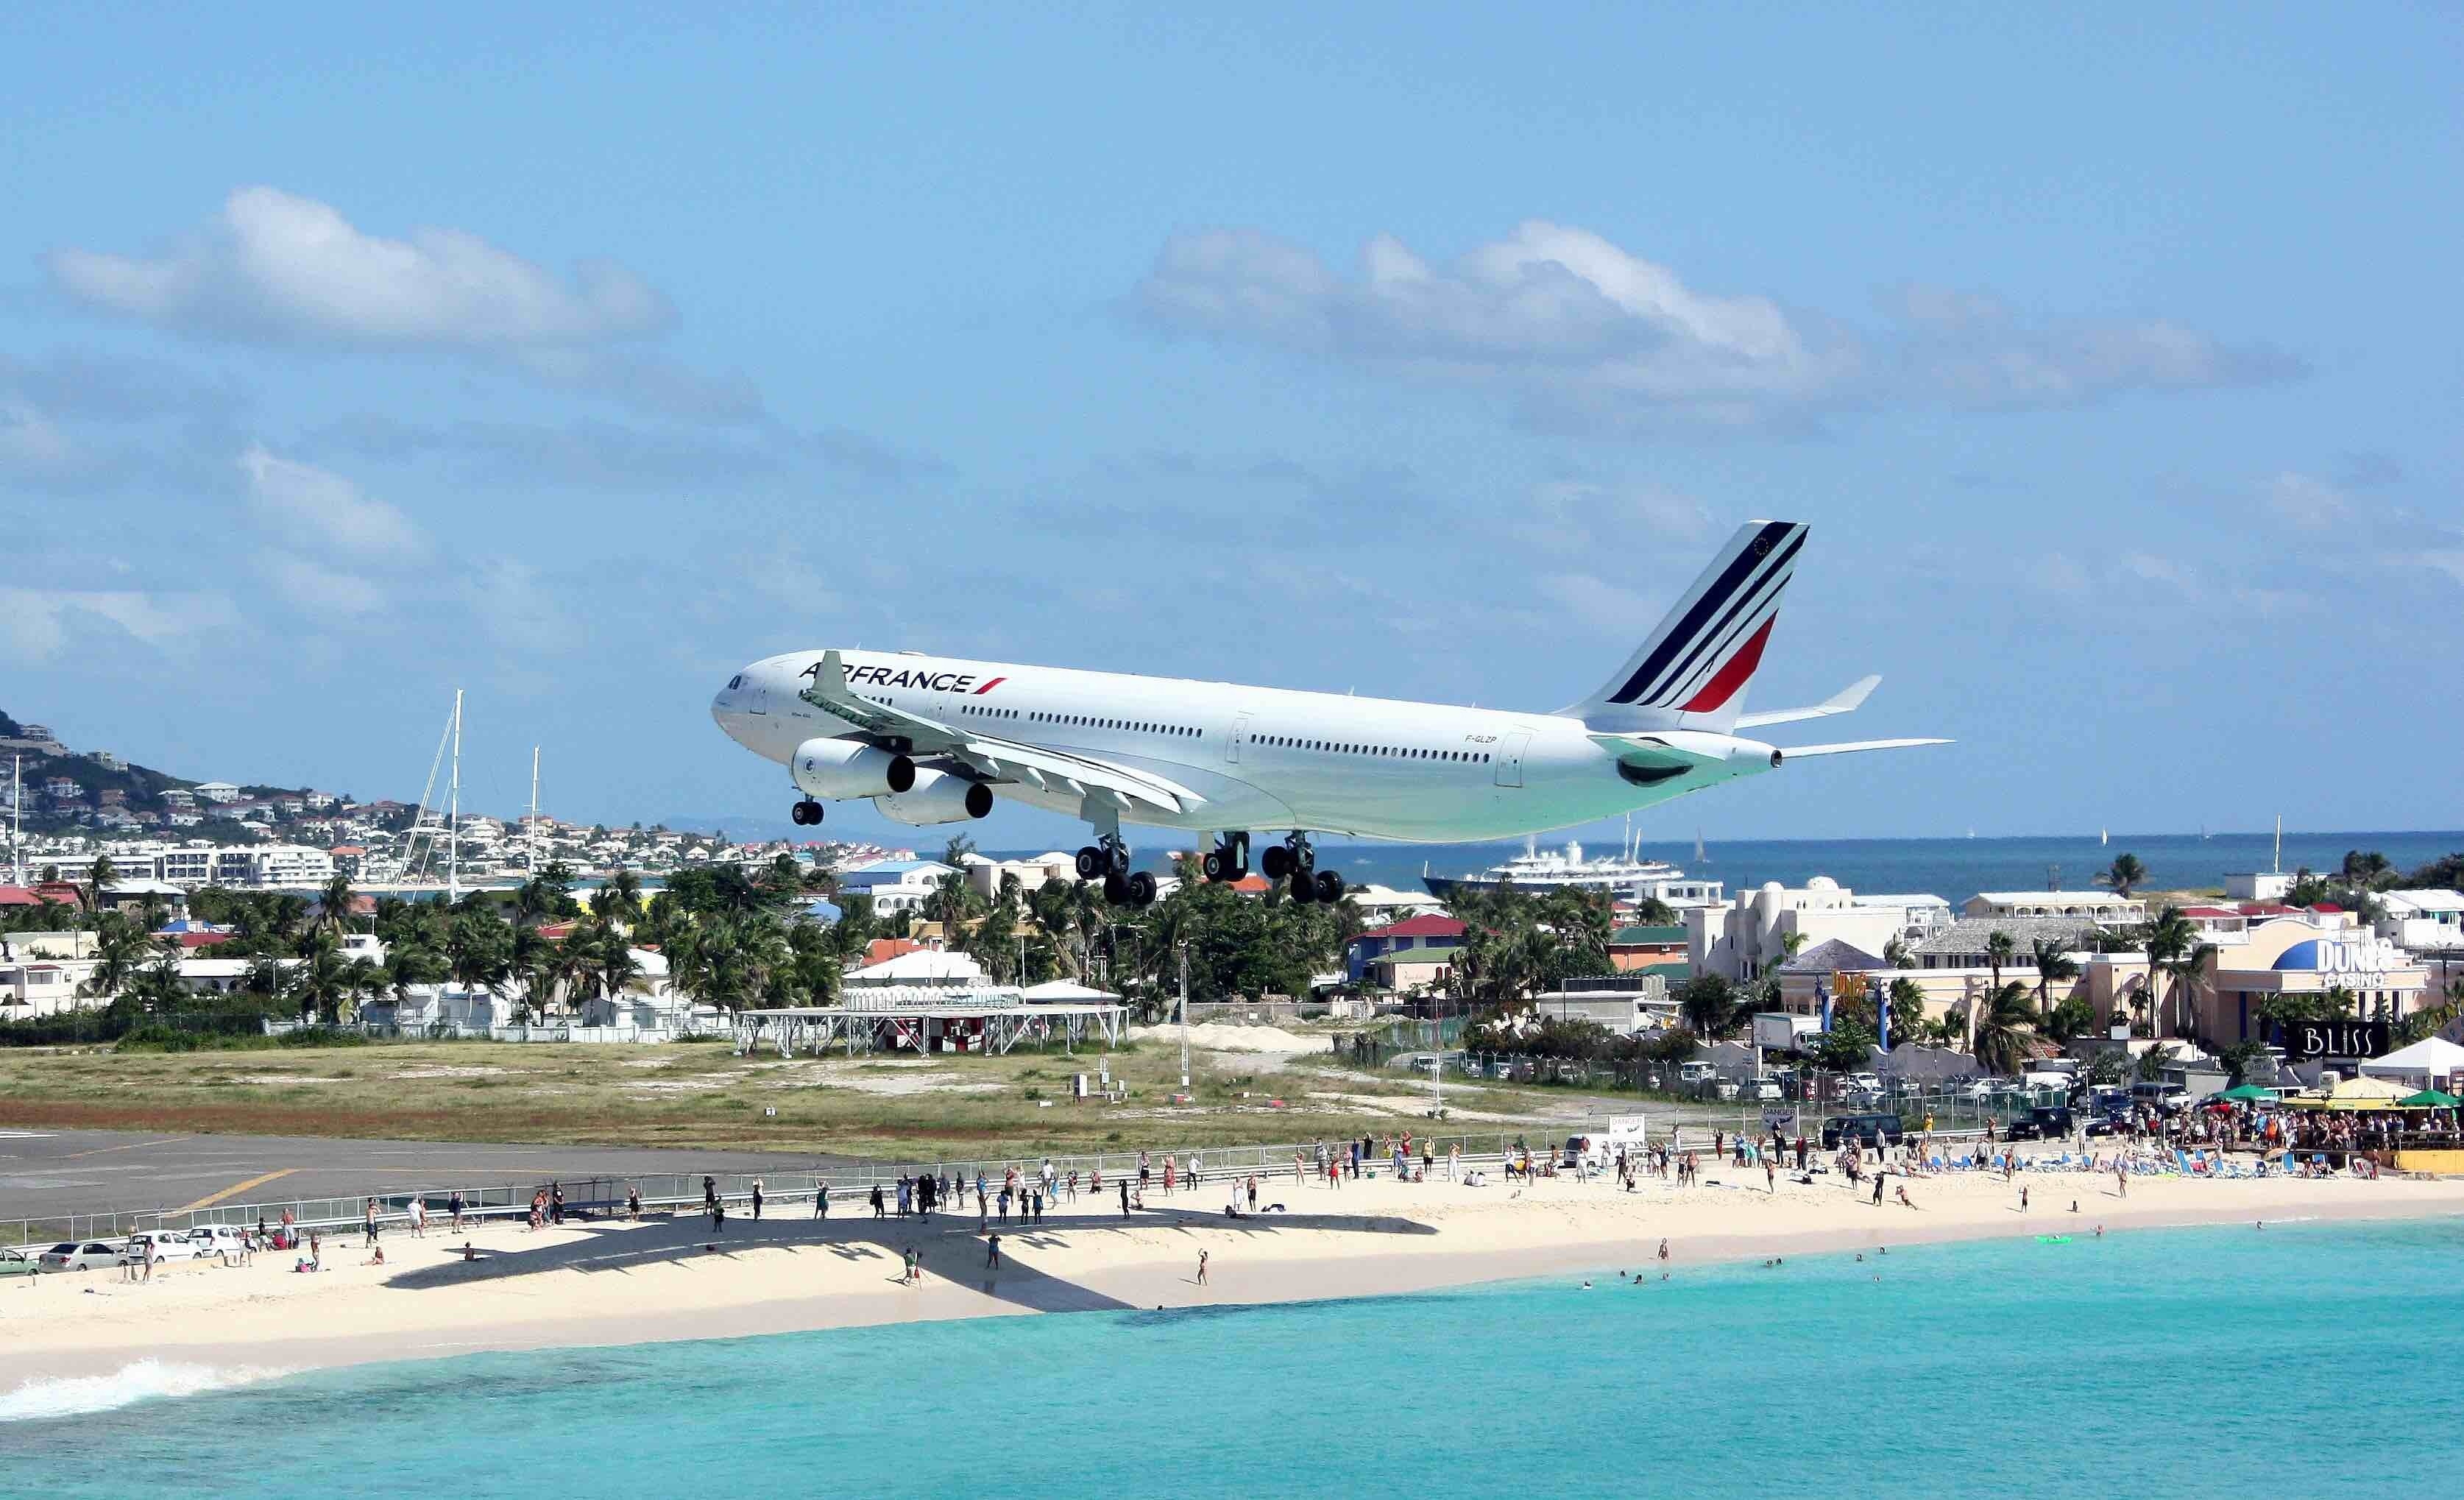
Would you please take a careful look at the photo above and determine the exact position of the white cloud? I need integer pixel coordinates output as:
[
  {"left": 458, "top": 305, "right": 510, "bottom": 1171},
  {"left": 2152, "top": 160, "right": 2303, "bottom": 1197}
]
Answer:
[
  {"left": 0, "top": 587, "right": 236, "bottom": 662},
  {"left": 1528, "top": 479, "right": 1718, "bottom": 550},
  {"left": 52, "top": 186, "right": 670, "bottom": 349},
  {"left": 2261, "top": 471, "right": 2351, "bottom": 529},
  {"left": 263, "top": 553, "right": 380, "bottom": 616},
  {"left": 1136, "top": 222, "right": 2298, "bottom": 432},
  {"left": 0, "top": 401, "right": 79, "bottom": 481},
  {"left": 238, "top": 443, "right": 428, "bottom": 562},
  {"left": 1541, "top": 571, "right": 1663, "bottom": 636}
]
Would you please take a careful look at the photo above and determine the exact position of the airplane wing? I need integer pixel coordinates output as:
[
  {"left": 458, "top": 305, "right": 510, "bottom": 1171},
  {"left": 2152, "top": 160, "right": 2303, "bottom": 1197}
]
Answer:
[
  {"left": 797, "top": 649, "right": 1203, "bottom": 816},
  {"left": 1777, "top": 737, "right": 1950, "bottom": 758},
  {"left": 1734, "top": 674, "right": 1880, "bottom": 729}
]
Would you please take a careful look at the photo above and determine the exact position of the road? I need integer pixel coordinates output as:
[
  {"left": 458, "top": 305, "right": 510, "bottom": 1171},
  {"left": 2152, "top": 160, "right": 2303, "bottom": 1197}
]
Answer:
[{"left": 0, "top": 1128, "right": 862, "bottom": 1222}]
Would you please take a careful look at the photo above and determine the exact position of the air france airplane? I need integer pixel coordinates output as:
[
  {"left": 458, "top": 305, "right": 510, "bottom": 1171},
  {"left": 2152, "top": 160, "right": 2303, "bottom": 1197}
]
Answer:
[{"left": 712, "top": 520, "right": 1944, "bottom": 908}]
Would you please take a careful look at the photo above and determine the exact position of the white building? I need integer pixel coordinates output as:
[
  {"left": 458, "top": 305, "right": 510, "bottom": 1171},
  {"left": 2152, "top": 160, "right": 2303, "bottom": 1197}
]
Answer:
[
  {"left": 193, "top": 782, "right": 241, "bottom": 804},
  {"left": 2379, "top": 890, "right": 2464, "bottom": 952},
  {"left": 2226, "top": 871, "right": 2295, "bottom": 902},
  {"left": 1688, "top": 877, "right": 1910, "bottom": 981},
  {"left": 1964, "top": 890, "right": 2147, "bottom": 924},
  {"left": 961, "top": 852, "right": 1073, "bottom": 901}
]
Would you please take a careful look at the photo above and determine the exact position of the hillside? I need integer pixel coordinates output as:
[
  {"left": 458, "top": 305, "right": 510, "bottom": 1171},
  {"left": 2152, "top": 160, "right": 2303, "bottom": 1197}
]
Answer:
[{"left": 0, "top": 709, "right": 325, "bottom": 841}]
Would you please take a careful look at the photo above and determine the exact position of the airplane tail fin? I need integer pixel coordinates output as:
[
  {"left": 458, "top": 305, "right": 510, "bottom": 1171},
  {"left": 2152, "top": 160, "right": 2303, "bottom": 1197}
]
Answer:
[{"left": 1570, "top": 519, "right": 1807, "bottom": 734}]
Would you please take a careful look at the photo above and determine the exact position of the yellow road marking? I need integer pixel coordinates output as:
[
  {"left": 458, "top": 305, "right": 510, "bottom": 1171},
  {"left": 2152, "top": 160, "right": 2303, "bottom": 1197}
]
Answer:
[
  {"left": 174, "top": 1167, "right": 297, "bottom": 1213},
  {"left": 63, "top": 1134, "right": 191, "bottom": 1159}
]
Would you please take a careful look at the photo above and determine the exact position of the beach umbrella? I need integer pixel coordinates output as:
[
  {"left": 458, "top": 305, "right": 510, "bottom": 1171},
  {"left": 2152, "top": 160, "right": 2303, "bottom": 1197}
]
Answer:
[
  {"left": 2396, "top": 1089, "right": 2460, "bottom": 1108},
  {"left": 2217, "top": 1083, "right": 2275, "bottom": 1103}
]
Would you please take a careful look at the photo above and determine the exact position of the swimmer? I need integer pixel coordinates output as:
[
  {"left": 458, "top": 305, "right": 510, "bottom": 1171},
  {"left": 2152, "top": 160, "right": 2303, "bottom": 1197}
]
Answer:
[{"left": 1580, "top": 1280, "right": 1593, "bottom": 1289}]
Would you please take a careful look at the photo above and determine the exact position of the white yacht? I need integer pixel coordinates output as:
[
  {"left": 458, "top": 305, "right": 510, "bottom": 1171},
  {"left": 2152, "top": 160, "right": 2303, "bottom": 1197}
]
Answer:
[{"left": 1423, "top": 837, "right": 1721, "bottom": 908}]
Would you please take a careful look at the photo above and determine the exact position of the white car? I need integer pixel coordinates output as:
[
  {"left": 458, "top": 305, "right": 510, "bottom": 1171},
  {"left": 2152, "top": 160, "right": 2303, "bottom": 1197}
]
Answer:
[
  {"left": 185, "top": 1225, "right": 252, "bottom": 1259},
  {"left": 121, "top": 1229, "right": 205, "bottom": 1265}
]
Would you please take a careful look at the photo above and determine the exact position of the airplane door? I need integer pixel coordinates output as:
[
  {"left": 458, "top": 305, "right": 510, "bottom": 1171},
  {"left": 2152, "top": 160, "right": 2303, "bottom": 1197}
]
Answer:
[
  {"left": 1494, "top": 729, "right": 1531, "bottom": 788},
  {"left": 1227, "top": 712, "right": 1251, "bottom": 765}
]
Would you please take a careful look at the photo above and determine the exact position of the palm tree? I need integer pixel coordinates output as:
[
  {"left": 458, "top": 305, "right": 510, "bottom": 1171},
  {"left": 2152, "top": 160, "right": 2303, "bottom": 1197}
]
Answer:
[
  {"left": 2028, "top": 936, "right": 2080, "bottom": 1020},
  {"left": 596, "top": 869, "right": 645, "bottom": 931},
  {"left": 311, "top": 872, "right": 357, "bottom": 942},
  {"left": 2340, "top": 849, "right": 2394, "bottom": 891},
  {"left": 1971, "top": 981, "right": 2036, "bottom": 1074},
  {"left": 82, "top": 912, "right": 149, "bottom": 1000},
  {"left": 81, "top": 854, "right": 118, "bottom": 919},
  {"left": 2099, "top": 853, "right": 2147, "bottom": 899},
  {"left": 1883, "top": 934, "right": 1913, "bottom": 969},
  {"left": 2136, "top": 906, "right": 2199, "bottom": 1038},
  {"left": 1885, "top": 976, "right": 1925, "bottom": 1048}
]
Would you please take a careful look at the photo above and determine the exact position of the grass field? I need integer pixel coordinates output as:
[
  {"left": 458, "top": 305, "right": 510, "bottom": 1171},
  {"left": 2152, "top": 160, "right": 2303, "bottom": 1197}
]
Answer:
[{"left": 0, "top": 1033, "right": 1620, "bottom": 1160}]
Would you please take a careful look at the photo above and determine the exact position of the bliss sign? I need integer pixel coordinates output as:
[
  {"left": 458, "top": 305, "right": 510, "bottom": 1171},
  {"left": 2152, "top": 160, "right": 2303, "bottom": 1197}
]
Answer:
[{"left": 2280, "top": 1019, "right": 2390, "bottom": 1061}]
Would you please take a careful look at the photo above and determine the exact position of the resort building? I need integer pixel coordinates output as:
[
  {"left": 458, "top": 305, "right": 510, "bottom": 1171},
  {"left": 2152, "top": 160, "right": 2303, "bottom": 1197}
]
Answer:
[
  {"left": 1346, "top": 914, "right": 1466, "bottom": 988},
  {"left": 1688, "top": 877, "right": 1911, "bottom": 981},
  {"left": 2377, "top": 889, "right": 2464, "bottom": 952},
  {"left": 1962, "top": 890, "right": 2146, "bottom": 924}
]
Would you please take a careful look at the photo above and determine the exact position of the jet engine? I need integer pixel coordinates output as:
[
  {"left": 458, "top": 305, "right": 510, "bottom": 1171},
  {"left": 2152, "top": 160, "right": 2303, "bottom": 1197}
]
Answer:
[
  {"left": 790, "top": 737, "right": 916, "bottom": 799},
  {"left": 873, "top": 768, "right": 994, "bottom": 826}
]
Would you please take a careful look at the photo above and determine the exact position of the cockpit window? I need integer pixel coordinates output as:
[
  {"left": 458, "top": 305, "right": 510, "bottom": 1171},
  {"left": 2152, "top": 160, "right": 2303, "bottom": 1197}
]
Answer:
[{"left": 727, "top": 675, "right": 743, "bottom": 690}]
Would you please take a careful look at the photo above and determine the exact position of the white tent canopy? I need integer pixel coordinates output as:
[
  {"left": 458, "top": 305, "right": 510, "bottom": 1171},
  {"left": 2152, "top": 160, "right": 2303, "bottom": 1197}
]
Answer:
[
  {"left": 2358, "top": 1035, "right": 2464, "bottom": 1086},
  {"left": 1021, "top": 978, "right": 1121, "bottom": 1002}
]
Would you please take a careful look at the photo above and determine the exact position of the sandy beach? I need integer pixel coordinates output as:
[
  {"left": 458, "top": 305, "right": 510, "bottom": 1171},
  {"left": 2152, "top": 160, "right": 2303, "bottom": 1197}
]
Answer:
[{"left": 10, "top": 1158, "right": 2462, "bottom": 1388}]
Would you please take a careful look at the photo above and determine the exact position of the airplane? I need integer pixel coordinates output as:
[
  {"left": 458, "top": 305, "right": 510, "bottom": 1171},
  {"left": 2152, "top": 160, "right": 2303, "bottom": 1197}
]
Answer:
[{"left": 711, "top": 520, "right": 1945, "bottom": 908}]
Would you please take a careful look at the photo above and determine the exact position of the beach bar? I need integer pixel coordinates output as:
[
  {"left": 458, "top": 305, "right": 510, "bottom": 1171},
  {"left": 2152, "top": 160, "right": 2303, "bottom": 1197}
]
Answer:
[{"left": 731, "top": 984, "right": 1127, "bottom": 1058}]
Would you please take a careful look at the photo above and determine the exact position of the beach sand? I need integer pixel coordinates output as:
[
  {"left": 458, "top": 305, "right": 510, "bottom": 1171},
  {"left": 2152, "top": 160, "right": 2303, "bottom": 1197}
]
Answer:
[{"left": 10, "top": 1160, "right": 2461, "bottom": 1384}]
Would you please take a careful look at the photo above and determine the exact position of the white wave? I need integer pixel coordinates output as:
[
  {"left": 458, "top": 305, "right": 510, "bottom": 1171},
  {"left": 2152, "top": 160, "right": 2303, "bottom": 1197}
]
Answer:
[{"left": 0, "top": 1358, "right": 284, "bottom": 1422}]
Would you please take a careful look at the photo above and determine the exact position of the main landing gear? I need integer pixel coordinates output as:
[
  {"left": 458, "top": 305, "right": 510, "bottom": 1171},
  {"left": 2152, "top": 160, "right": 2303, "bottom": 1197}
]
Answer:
[
  {"left": 1201, "top": 832, "right": 1250, "bottom": 884},
  {"left": 1261, "top": 833, "right": 1345, "bottom": 905},
  {"left": 1077, "top": 835, "right": 1155, "bottom": 909},
  {"left": 790, "top": 799, "right": 824, "bottom": 826}
]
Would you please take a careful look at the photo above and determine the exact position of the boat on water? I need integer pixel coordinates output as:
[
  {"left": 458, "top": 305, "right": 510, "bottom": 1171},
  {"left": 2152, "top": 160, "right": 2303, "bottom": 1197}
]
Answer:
[{"left": 1423, "top": 838, "right": 1722, "bottom": 907}]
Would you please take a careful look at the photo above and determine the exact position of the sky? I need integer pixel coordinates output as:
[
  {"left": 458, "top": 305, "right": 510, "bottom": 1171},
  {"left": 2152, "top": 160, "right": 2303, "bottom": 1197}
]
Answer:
[{"left": 4, "top": 4, "right": 2458, "bottom": 849}]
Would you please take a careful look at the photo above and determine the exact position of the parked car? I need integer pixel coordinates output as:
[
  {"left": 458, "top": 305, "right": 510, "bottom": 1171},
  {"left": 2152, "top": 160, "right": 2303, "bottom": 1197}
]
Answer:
[
  {"left": 1748, "top": 1075, "right": 1782, "bottom": 1103},
  {"left": 0, "top": 1247, "right": 38, "bottom": 1278},
  {"left": 39, "top": 1240, "right": 124, "bottom": 1273},
  {"left": 1678, "top": 1061, "right": 1718, "bottom": 1086},
  {"left": 121, "top": 1229, "right": 205, "bottom": 1265},
  {"left": 185, "top": 1225, "right": 252, "bottom": 1259},
  {"left": 2085, "top": 1112, "right": 2130, "bottom": 1138},
  {"left": 1821, "top": 1113, "right": 1905, "bottom": 1150},
  {"left": 2005, "top": 1105, "right": 2075, "bottom": 1141}
]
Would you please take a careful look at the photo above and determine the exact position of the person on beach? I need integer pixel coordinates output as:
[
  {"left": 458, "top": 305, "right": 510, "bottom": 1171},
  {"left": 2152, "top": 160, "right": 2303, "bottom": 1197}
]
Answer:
[
  {"left": 309, "top": 1230, "right": 322, "bottom": 1271},
  {"left": 2116, "top": 1162, "right": 2129, "bottom": 1199},
  {"left": 1766, "top": 1156, "right": 1777, "bottom": 1193},
  {"left": 550, "top": 1181, "right": 565, "bottom": 1225},
  {"left": 410, "top": 1196, "right": 426, "bottom": 1239},
  {"left": 703, "top": 1176, "right": 718, "bottom": 1214},
  {"left": 1657, "top": 1238, "right": 1670, "bottom": 1264},
  {"left": 2019, "top": 1184, "right": 2029, "bottom": 1214},
  {"left": 712, "top": 1195, "right": 726, "bottom": 1234},
  {"left": 1197, "top": 1248, "right": 1209, "bottom": 1286},
  {"left": 364, "top": 1197, "right": 380, "bottom": 1247},
  {"left": 1139, "top": 1150, "right": 1152, "bottom": 1189},
  {"left": 448, "top": 1192, "right": 465, "bottom": 1233},
  {"left": 1247, "top": 1175, "right": 1259, "bottom": 1212},
  {"left": 1872, "top": 1171, "right": 1886, "bottom": 1206},
  {"left": 1120, "top": 1181, "right": 1132, "bottom": 1218},
  {"left": 751, "top": 1178, "right": 765, "bottom": 1221},
  {"left": 985, "top": 1231, "right": 1002, "bottom": 1269},
  {"left": 869, "top": 1184, "right": 885, "bottom": 1219},
  {"left": 629, "top": 1184, "right": 643, "bottom": 1221},
  {"left": 1896, "top": 1185, "right": 1918, "bottom": 1209},
  {"left": 1164, "top": 1157, "right": 1175, "bottom": 1194}
]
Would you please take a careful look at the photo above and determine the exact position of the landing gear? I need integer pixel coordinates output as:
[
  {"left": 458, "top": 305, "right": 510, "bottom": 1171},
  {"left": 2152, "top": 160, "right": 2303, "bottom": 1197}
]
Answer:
[
  {"left": 1084, "top": 834, "right": 1151, "bottom": 908},
  {"left": 790, "top": 799, "right": 824, "bottom": 826},
  {"left": 1268, "top": 833, "right": 1337, "bottom": 902},
  {"left": 1202, "top": 832, "right": 1250, "bottom": 883}
]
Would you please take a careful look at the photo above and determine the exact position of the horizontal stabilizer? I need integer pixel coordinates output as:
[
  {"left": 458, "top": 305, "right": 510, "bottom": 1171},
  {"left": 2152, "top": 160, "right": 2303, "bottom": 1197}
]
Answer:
[
  {"left": 1779, "top": 737, "right": 1950, "bottom": 759},
  {"left": 1735, "top": 673, "right": 1880, "bottom": 729}
]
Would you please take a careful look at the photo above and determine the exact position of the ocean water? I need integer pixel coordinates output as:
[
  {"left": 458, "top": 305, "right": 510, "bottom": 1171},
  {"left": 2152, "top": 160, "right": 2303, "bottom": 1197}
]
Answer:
[
  {"left": 1300, "top": 828, "right": 2464, "bottom": 900},
  {"left": 7, "top": 1217, "right": 2459, "bottom": 1496}
]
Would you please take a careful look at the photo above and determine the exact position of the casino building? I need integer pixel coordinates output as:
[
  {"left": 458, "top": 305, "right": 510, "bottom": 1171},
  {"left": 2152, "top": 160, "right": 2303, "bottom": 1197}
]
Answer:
[{"left": 2090, "top": 916, "right": 2433, "bottom": 1044}]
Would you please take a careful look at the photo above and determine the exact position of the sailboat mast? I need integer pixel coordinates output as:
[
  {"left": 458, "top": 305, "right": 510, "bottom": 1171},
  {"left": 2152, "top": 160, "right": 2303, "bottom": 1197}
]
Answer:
[
  {"left": 447, "top": 689, "right": 463, "bottom": 902},
  {"left": 530, "top": 745, "right": 539, "bottom": 821}
]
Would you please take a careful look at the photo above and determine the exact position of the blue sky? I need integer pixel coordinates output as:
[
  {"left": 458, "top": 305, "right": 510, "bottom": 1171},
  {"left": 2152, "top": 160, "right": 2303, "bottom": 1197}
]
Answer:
[{"left": 4, "top": 4, "right": 2457, "bottom": 847}]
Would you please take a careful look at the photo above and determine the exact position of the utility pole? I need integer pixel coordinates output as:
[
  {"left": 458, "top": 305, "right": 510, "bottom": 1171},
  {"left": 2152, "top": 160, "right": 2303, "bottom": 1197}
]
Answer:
[
  {"left": 10, "top": 755, "right": 20, "bottom": 888},
  {"left": 1178, "top": 940, "right": 1190, "bottom": 1090},
  {"left": 447, "top": 689, "right": 463, "bottom": 902}
]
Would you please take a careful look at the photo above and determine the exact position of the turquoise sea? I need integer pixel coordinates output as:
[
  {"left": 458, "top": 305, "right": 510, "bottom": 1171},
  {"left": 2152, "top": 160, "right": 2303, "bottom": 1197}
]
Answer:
[{"left": 7, "top": 1217, "right": 2459, "bottom": 1496}]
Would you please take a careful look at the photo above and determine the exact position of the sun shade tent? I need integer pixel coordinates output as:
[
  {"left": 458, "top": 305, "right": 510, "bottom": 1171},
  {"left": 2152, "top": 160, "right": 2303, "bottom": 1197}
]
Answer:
[
  {"left": 2396, "top": 1089, "right": 2460, "bottom": 1108},
  {"left": 2357, "top": 1036, "right": 2464, "bottom": 1089},
  {"left": 1019, "top": 979, "right": 1122, "bottom": 1002},
  {"left": 2216, "top": 1083, "right": 2276, "bottom": 1103},
  {"left": 2288, "top": 1075, "right": 2412, "bottom": 1111}
]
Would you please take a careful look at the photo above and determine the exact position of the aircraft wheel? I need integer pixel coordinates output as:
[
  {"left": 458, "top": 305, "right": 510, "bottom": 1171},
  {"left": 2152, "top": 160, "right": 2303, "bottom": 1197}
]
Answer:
[
  {"left": 1202, "top": 849, "right": 1228, "bottom": 882},
  {"left": 791, "top": 799, "right": 824, "bottom": 827},
  {"left": 1315, "top": 869, "right": 1346, "bottom": 903},
  {"left": 1076, "top": 846, "right": 1104, "bottom": 880},
  {"left": 1126, "top": 871, "right": 1158, "bottom": 908},
  {"left": 1103, "top": 871, "right": 1130, "bottom": 906},
  {"left": 1260, "top": 845, "right": 1292, "bottom": 880},
  {"left": 1288, "top": 871, "right": 1316, "bottom": 904}
]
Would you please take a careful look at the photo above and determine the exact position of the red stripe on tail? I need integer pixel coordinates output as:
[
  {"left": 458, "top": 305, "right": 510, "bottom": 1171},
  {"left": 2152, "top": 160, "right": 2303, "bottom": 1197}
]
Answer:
[{"left": 1677, "top": 617, "right": 1775, "bottom": 712}]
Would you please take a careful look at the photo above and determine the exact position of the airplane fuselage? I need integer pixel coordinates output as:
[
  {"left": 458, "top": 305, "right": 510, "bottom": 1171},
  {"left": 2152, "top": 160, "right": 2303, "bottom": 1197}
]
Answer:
[{"left": 712, "top": 648, "right": 1774, "bottom": 841}]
